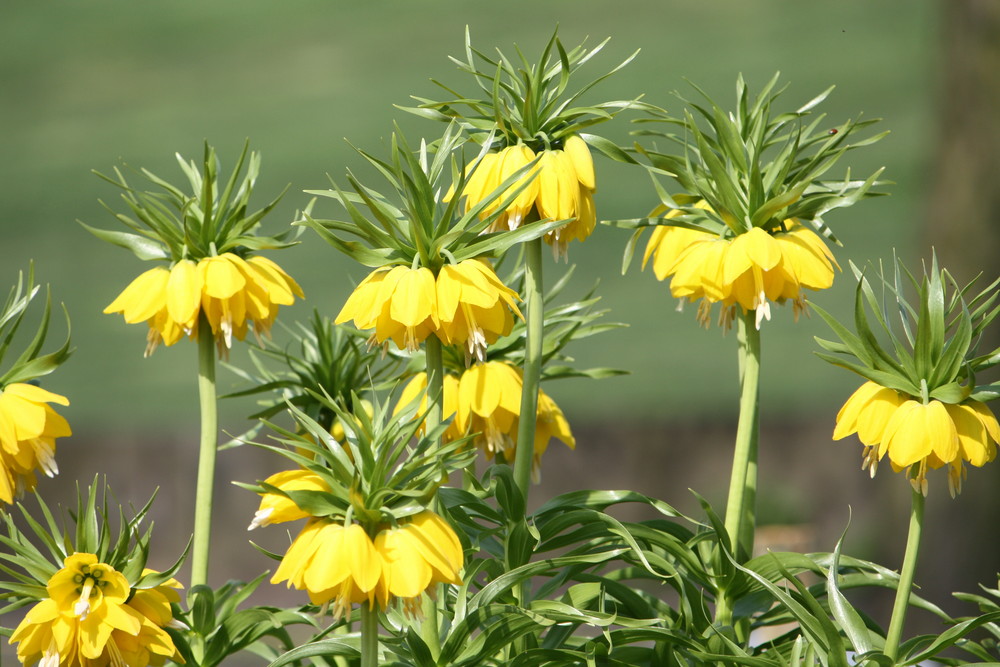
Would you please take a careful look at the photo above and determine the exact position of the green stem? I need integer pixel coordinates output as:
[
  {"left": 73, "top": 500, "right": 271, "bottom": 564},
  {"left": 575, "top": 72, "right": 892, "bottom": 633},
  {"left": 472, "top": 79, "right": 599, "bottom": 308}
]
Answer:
[
  {"left": 360, "top": 601, "right": 380, "bottom": 667},
  {"left": 191, "top": 315, "right": 218, "bottom": 587},
  {"left": 513, "top": 238, "right": 544, "bottom": 503},
  {"left": 420, "top": 335, "right": 444, "bottom": 660},
  {"left": 723, "top": 310, "right": 761, "bottom": 561},
  {"left": 884, "top": 489, "right": 925, "bottom": 662}
]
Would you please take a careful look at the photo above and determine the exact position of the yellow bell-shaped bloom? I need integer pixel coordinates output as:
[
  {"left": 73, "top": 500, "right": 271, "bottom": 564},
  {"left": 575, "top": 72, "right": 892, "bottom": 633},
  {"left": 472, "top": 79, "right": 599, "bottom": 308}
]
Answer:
[
  {"left": 105, "top": 253, "right": 303, "bottom": 356},
  {"left": 644, "top": 212, "right": 837, "bottom": 328},
  {"left": 398, "top": 361, "right": 575, "bottom": 477},
  {"left": 270, "top": 511, "right": 463, "bottom": 618},
  {"left": 0, "top": 383, "right": 71, "bottom": 505},
  {"left": 834, "top": 380, "right": 1000, "bottom": 496},
  {"left": 455, "top": 136, "right": 597, "bottom": 259},
  {"left": 337, "top": 261, "right": 521, "bottom": 358},
  {"left": 248, "top": 469, "right": 332, "bottom": 530},
  {"left": 435, "top": 260, "right": 523, "bottom": 361},
  {"left": 10, "top": 554, "right": 182, "bottom": 667},
  {"left": 335, "top": 265, "right": 438, "bottom": 352}
]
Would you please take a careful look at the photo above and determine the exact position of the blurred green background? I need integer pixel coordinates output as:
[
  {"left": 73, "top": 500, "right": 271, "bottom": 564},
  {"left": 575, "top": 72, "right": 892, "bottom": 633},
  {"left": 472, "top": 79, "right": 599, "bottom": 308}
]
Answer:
[
  {"left": 3, "top": 0, "right": 932, "bottom": 430},
  {"left": 7, "top": 0, "right": 993, "bottom": 645}
]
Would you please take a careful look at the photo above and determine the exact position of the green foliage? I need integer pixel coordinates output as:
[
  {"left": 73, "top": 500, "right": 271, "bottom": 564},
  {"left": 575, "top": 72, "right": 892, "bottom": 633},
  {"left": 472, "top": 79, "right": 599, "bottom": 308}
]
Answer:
[
  {"left": 85, "top": 141, "right": 298, "bottom": 264},
  {"left": 813, "top": 254, "right": 1000, "bottom": 404},
  {"left": 0, "top": 265, "right": 72, "bottom": 388},
  {"left": 301, "top": 122, "right": 564, "bottom": 270},
  {"left": 402, "top": 28, "right": 650, "bottom": 156},
  {"left": 0, "top": 477, "right": 186, "bottom": 615}
]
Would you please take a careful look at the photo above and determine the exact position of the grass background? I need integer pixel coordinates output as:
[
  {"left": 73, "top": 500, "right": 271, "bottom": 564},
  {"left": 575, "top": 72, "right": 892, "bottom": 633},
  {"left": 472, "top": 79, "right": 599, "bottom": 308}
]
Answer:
[{"left": 2, "top": 0, "right": 935, "bottom": 434}]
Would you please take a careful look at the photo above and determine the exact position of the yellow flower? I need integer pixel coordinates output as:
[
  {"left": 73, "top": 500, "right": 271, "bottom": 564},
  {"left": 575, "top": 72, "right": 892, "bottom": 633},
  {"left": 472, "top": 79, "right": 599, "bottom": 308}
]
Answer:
[
  {"left": 270, "top": 511, "right": 462, "bottom": 618},
  {"left": 456, "top": 136, "right": 597, "bottom": 259},
  {"left": 834, "top": 381, "right": 1000, "bottom": 496},
  {"left": 435, "top": 260, "right": 523, "bottom": 361},
  {"left": 336, "top": 261, "right": 521, "bottom": 358},
  {"left": 10, "top": 554, "right": 182, "bottom": 667},
  {"left": 104, "top": 253, "right": 303, "bottom": 356},
  {"left": 0, "top": 383, "right": 71, "bottom": 505},
  {"left": 643, "top": 209, "right": 837, "bottom": 328},
  {"left": 248, "top": 469, "right": 332, "bottom": 530},
  {"left": 335, "top": 265, "right": 438, "bottom": 352},
  {"left": 398, "top": 361, "right": 575, "bottom": 477}
]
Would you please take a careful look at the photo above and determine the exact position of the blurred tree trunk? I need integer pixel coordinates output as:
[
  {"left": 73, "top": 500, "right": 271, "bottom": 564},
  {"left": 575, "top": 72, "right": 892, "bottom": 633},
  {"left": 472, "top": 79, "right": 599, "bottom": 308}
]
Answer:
[
  {"left": 924, "top": 0, "right": 1000, "bottom": 615},
  {"left": 927, "top": 0, "right": 1000, "bottom": 290}
]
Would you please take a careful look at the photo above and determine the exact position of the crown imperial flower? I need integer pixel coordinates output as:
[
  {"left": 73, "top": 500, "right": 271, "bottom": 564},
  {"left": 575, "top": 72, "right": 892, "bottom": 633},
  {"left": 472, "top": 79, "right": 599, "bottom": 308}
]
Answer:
[
  {"left": 398, "top": 361, "right": 575, "bottom": 476},
  {"left": 10, "top": 554, "right": 182, "bottom": 667},
  {"left": 0, "top": 384, "right": 71, "bottom": 505},
  {"left": 270, "top": 512, "right": 462, "bottom": 618},
  {"left": 105, "top": 253, "right": 303, "bottom": 356},
  {"left": 336, "top": 260, "right": 521, "bottom": 359},
  {"left": 456, "top": 137, "right": 597, "bottom": 260},
  {"left": 834, "top": 381, "right": 999, "bottom": 496},
  {"left": 644, "top": 211, "right": 838, "bottom": 328}
]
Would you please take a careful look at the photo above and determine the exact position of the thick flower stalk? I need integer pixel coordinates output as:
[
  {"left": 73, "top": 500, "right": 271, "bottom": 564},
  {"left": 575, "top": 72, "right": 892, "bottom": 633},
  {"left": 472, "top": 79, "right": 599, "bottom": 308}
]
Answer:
[
  {"left": 335, "top": 259, "right": 521, "bottom": 361},
  {"left": 105, "top": 253, "right": 303, "bottom": 356},
  {"left": 89, "top": 144, "right": 301, "bottom": 587},
  {"left": 397, "top": 361, "right": 575, "bottom": 477}
]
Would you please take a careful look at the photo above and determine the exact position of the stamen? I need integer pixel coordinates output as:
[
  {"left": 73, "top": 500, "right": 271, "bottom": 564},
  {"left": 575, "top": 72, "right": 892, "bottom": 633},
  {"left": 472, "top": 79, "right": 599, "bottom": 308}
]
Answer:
[
  {"left": 75, "top": 578, "right": 95, "bottom": 619},
  {"left": 248, "top": 507, "right": 274, "bottom": 531}
]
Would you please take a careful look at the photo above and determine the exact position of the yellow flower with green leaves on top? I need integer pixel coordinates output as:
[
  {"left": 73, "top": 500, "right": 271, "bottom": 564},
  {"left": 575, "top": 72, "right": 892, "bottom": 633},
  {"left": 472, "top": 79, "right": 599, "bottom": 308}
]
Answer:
[
  {"left": 816, "top": 256, "right": 1000, "bottom": 496},
  {"left": 616, "top": 76, "right": 884, "bottom": 327},
  {"left": 406, "top": 30, "right": 645, "bottom": 260},
  {"left": 9, "top": 554, "right": 183, "bottom": 667},
  {"left": 244, "top": 390, "right": 473, "bottom": 617},
  {"left": 452, "top": 136, "right": 597, "bottom": 259},
  {"left": 87, "top": 143, "right": 302, "bottom": 356},
  {"left": 0, "top": 268, "right": 72, "bottom": 506}
]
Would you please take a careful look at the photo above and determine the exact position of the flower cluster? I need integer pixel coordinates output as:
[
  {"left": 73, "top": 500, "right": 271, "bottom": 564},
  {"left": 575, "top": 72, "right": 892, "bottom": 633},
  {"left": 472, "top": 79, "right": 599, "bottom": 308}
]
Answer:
[
  {"left": 455, "top": 136, "right": 597, "bottom": 259},
  {"left": 268, "top": 510, "right": 462, "bottom": 618},
  {"left": 644, "top": 208, "right": 837, "bottom": 328},
  {"left": 105, "top": 253, "right": 303, "bottom": 356},
  {"left": 834, "top": 381, "right": 999, "bottom": 496},
  {"left": 335, "top": 259, "right": 521, "bottom": 360},
  {"left": 398, "top": 360, "right": 575, "bottom": 475},
  {"left": 0, "top": 384, "right": 71, "bottom": 505},
  {"left": 10, "top": 553, "right": 182, "bottom": 667}
]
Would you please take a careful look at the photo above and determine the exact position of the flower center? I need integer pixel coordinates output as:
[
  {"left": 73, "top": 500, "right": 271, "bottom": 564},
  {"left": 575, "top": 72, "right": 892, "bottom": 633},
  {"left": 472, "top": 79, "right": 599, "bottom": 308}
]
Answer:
[{"left": 72, "top": 567, "right": 107, "bottom": 620}]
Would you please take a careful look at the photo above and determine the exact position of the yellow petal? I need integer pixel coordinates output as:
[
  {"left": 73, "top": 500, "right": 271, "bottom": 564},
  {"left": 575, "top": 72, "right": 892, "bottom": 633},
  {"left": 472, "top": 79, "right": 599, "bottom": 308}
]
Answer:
[{"left": 563, "top": 135, "right": 595, "bottom": 190}]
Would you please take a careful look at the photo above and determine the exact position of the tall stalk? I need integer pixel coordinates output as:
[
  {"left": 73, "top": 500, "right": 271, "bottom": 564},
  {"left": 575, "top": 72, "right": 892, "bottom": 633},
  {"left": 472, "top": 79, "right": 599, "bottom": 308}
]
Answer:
[
  {"left": 884, "top": 489, "right": 925, "bottom": 662},
  {"left": 191, "top": 315, "right": 218, "bottom": 587},
  {"left": 420, "top": 334, "right": 444, "bottom": 659},
  {"left": 723, "top": 310, "right": 761, "bottom": 560},
  {"left": 513, "top": 238, "right": 544, "bottom": 502},
  {"left": 360, "top": 601, "right": 380, "bottom": 667}
]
